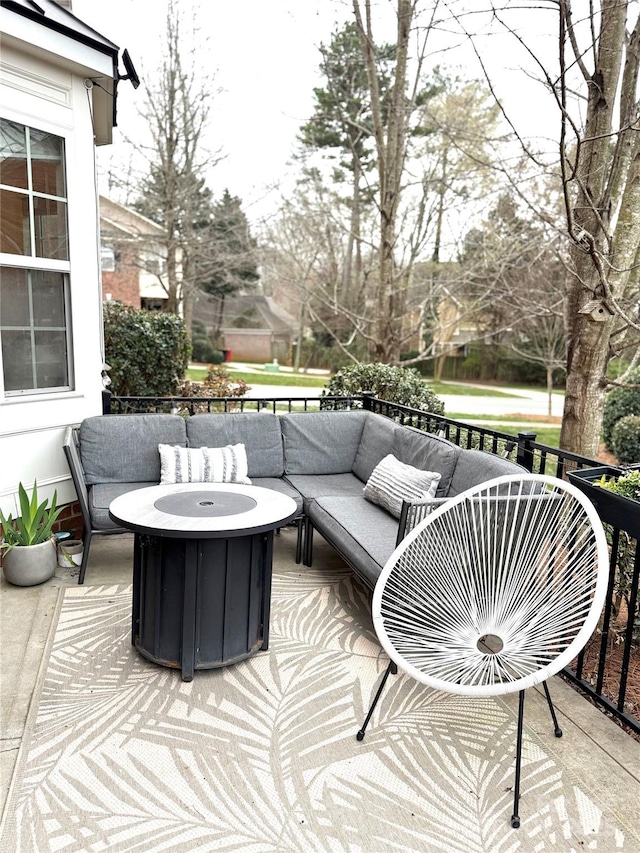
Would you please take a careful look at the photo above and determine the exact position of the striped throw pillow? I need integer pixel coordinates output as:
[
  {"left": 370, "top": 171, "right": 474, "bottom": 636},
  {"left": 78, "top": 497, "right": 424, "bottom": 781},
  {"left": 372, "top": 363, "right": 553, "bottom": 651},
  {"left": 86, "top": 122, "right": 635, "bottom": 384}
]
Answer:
[
  {"left": 159, "top": 444, "right": 251, "bottom": 485},
  {"left": 363, "top": 454, "right": 441, "bottom": 519}
]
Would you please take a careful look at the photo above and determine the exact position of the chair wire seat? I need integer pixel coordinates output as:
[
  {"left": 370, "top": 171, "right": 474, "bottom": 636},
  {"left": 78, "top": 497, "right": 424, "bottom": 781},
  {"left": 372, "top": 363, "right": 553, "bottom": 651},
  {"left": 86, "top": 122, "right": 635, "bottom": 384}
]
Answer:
[{"left": 360, "top": 474, "right": 609, "bottom": 828}]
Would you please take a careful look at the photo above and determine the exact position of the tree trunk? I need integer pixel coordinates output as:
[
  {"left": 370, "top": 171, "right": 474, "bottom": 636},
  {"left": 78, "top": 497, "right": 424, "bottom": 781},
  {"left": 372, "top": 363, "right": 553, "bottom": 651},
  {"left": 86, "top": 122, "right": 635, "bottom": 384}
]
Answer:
[
  {"left": 354, "top": 0, "right": 414, "bottom": 364},
  {"left": 546, "top": 365, "right": 554, "bottom": 418},
  {"left": 558, "top": 0, "right": 640, "bottom": 456}
]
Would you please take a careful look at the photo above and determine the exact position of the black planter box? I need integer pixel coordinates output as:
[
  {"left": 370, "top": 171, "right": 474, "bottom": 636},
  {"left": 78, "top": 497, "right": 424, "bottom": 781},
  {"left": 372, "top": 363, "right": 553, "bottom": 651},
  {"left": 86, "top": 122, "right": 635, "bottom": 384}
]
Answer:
[{"left": 567, "top": 466, "right": 640, "bottom": 538}]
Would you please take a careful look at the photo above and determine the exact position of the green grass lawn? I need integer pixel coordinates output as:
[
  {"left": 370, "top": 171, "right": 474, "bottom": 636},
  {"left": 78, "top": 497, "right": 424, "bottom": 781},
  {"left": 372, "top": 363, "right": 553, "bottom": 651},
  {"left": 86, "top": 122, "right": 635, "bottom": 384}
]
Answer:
[{"left": 427, "top": 382, "right": 519, "bottom": 398}]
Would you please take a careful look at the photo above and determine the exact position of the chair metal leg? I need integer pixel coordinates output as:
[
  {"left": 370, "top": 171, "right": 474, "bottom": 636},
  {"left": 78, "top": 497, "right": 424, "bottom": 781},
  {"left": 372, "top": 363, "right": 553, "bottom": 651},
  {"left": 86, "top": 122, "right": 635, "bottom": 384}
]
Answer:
[
  {"left": 357, "top": 660, "right": 398, "bottom": 741},
  {"left": 77, "top": 529, "right": 92, "bottom": 585},
  {"left": 304, "top": 518, "right": 314, "bottom": 567},
  {"left": 542, "top": 680, "right": 563, "bottom": 737},
  {"left": 295, "top": 517, "right": 303, "bottom": 565},
  {"left": 511, "top": 690, "right": 525, "bottom": 829}
]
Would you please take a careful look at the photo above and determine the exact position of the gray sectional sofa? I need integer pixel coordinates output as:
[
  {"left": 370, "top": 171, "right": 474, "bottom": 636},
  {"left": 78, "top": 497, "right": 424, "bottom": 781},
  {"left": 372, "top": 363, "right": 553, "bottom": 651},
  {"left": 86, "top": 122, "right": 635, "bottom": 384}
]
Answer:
[{"left": 64, "top": 409, "right": 525, "bottom": 587}]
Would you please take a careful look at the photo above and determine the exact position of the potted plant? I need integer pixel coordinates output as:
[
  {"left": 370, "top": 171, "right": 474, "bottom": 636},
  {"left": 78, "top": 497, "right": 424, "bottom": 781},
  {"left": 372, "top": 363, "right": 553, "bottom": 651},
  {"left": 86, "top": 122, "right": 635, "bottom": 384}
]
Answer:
[
  {"left": 567, "top": 466, "right": 640, "bottom": 538},
  {"left": 0, "top": 481, "right": 64, "bottom": 586}
]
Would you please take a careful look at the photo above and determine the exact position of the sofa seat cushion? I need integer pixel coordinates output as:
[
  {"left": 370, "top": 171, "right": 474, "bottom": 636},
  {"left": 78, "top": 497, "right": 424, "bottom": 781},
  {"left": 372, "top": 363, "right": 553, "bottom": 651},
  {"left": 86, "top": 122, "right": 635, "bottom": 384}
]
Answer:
[
  {"left": 251, "top": 478, "right": 303, "bottom": 514},
  {"left": 283, "top": 473, "right": 365, "bottom": 511},
  {"left": 309, "top": 496, "right": 399, "bottom": 589},
  {"left": 393, "top": 426, "right": 461, "bottom": 497},
  {"left": 352, "top": 412, "right": 399, "bottom": 482},
  {"left": 363, "top": 454, "right": 441, "bottom": 518},
  {"left": 280, "top": 411, "right": 367, "bottom": 474},
  {"left": 81, "top": 415, "right": 187, "bottom": 485},
  {"left": 187, "top": 413, "right": 284, "bottom": 477},
  {"left": 89, "top": 482, "right": 157, "bottom": 530}
]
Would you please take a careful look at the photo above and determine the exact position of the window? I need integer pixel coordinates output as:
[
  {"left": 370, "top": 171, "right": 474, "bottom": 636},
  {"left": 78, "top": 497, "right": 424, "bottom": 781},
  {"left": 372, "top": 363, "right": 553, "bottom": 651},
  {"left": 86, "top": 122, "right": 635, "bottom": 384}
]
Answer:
[
  {"left": 101, "top": 245, "right": 116, "bottom": 272},
  {"left": 0, "top": 118, "right": 72, "bottom": 395},
  {"left": 142, "top": 249, "right": 166, "bottom": 276}
]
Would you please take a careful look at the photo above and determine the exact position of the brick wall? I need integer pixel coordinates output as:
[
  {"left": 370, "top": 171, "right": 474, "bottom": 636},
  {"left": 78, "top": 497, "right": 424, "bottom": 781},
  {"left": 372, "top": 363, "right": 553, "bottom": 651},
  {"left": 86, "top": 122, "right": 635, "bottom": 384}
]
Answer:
[
  {"left": 53, "top": 502, "right": 84, "bottom": 540},
  {"left": 102, "top": 249, "right": 141, "bottom": 307}
]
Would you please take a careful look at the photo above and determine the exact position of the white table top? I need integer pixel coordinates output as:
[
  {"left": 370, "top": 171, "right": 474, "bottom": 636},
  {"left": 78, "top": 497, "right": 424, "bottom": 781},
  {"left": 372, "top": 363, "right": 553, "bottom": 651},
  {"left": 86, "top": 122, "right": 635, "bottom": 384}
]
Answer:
[{"left": 109, "top": 483, "right": 298, "bottom": 538}]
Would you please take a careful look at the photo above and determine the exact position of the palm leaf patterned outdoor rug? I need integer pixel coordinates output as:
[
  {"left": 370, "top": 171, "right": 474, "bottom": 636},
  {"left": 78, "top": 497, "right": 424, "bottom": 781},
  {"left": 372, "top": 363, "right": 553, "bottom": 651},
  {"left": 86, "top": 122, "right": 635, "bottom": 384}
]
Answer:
[{"left": 1, "top": 556, "right": 636, "bottom": 852}]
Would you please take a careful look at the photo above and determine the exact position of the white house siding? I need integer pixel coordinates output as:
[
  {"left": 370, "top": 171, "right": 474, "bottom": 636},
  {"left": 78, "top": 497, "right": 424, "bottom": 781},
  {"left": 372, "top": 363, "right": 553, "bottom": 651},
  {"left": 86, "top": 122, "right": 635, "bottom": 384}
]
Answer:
[{"left": 0, "top": 17, "right": 116, "bottom": 516}]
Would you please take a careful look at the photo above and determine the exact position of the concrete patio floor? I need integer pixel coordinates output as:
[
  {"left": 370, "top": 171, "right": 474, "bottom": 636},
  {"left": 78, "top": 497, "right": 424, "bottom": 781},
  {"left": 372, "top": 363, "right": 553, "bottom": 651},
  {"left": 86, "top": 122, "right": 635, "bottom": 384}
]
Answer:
[{"left": 2, "top": 531, "right": 640, "bottom": 848}]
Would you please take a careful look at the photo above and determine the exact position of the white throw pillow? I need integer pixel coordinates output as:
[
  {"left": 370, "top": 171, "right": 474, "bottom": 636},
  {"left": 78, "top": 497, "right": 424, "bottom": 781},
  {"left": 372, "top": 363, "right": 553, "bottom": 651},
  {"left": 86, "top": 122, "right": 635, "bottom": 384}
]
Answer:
[
  {"left": 159, "top": 444, "right": 251, "bottom": 485},
  {"left": 363, "top": 453, "right": 441, "bottom": 519}
]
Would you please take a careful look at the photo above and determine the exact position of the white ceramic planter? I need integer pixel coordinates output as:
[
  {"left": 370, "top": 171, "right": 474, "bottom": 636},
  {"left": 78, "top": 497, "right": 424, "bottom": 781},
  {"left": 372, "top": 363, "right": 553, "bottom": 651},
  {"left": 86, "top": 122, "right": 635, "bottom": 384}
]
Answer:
[
  {"left": 57, "top": 539, "right": 84, "bottom": 568},
  {"left": 2, "top": 538, "right": 57, "bottom": 586}
]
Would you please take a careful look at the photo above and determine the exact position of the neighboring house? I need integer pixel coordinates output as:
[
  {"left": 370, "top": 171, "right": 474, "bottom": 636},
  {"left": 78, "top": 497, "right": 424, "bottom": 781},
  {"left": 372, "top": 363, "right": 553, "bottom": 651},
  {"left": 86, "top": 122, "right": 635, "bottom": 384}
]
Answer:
[
  {"left": 192, "top": 292, "right": 297, "bottom": 364},
  {"left": 432, "top": 292, "right": 484, "bottom": 380},
  {"left": 99, "top": 195, "right": 169, "bottom": 310},
  {"left": 0, "top": 0, "right": 127, "bottom": 519}
]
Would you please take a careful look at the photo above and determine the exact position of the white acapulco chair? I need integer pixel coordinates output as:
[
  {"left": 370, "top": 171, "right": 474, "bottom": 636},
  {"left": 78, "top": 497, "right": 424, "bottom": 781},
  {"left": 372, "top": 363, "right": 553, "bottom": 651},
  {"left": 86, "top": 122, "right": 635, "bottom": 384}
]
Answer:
[{"left": 357, "top": 473, "right": 609, "bottom": 829}]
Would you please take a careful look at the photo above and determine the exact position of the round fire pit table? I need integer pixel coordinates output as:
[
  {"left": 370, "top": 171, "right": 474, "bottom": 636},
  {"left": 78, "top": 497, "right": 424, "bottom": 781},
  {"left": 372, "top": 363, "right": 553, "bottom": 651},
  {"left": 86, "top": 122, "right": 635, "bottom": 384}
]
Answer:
[{"left": 109, "top": 483, "right": 298, "bottom": 681}]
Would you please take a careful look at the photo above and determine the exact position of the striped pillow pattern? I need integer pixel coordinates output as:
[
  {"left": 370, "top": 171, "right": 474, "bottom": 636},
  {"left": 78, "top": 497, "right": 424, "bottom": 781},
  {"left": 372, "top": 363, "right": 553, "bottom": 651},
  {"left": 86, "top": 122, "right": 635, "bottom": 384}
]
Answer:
[
  {"left": 363, "top": 453, "right": 441, "bottom": 519},
  {"left": 159, "top": 444, "right": 251, "bottom": 485}
]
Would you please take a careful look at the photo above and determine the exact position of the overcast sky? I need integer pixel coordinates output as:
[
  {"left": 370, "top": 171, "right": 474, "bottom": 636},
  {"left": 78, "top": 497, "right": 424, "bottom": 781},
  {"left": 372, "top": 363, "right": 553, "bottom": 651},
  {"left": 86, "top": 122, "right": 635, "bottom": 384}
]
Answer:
[{"left": 72, "top": 0, "right": 561, "bottom": 223}]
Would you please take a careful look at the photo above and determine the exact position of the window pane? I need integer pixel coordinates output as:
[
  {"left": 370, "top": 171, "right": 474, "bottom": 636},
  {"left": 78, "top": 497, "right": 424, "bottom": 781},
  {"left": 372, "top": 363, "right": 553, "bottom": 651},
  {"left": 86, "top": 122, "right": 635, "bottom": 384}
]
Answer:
[
  {"left": 1, "top": 330, "right": 34, "bottom": 391},
  {"left": 30, "top": 130, "right": 66, "bottom": 196},
  {"left": 31, "top": 270, "right": 66, "bottom": 326},
  {"left": 1, "top": 268, "right": 71, "bottom": 393},
  {"left": 33, "top": 197, "right": 68, "bottom": 260},
  {"left": 34, "top": 330, "right": 68, "bottom": 387},
  {"left": 0, "top": 119, "right": 28, "bottom": 189},
  {"left": 0, "top": 188, "right": 30, "bottom": 255},
  {"left": 0, "top": 267, "right": 30, "bottom": 325}
]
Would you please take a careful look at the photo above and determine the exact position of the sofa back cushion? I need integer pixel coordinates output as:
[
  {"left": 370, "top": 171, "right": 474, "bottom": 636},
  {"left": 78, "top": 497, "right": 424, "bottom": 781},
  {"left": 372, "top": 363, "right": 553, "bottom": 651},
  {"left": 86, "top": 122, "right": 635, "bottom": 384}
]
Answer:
[
  {"left": 352, "top": 412, "right": 399, "bottom": 483},
  {"left": 393, "top": 426, "right": 461, "bottom": 496},
  {"left": 280, "top": 411, "right": 367, "bottom": 474},
  {"left": 187, "top": 413, "right": 284, "bottom": 477},
  {"left": 447, "top": 449, "right": 526, "bottom": 496},
  {"left": 80, "top": 414, "right": 187, "bottom": 485}
]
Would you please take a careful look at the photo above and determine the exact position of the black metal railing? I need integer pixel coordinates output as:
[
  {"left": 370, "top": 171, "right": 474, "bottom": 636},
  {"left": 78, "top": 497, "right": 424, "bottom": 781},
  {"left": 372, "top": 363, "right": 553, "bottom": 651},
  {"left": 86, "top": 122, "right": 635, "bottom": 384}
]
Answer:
[
  {"left": 102, "top": 390, "right": 639, "bottom": 734},
  {"left": 104, "top": 394, "right": 361, "bottom": 415}
]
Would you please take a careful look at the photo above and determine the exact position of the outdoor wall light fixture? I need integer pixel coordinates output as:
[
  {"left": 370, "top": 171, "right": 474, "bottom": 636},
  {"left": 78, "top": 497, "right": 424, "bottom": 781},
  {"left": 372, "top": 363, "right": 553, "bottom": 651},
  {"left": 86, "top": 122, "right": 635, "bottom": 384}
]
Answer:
[{"left": 117, "top": 49, "right": 140, "bottom": 89}]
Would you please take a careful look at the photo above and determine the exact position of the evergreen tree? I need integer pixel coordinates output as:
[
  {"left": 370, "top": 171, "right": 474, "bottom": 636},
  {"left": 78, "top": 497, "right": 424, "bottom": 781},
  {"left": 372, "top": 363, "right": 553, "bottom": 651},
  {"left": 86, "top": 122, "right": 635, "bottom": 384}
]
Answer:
[{"left": 198, "top": 190, "right": 259, "bottom": 346}]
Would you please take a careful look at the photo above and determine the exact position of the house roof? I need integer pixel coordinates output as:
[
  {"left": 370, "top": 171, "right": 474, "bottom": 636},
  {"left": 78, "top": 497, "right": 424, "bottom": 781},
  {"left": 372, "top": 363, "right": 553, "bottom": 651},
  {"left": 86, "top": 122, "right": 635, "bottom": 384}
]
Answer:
[
  {"left": 0, "top": 0, "right": 119, "bottom": 56},
  {"left": 193, "top": 293, "right": 297, "bottom": 337},
  {"left": 99, "top": 196, "right": 165, "bottom": 241},
  {"left": 1, "top": 0, "right": 122, "bottom": 143}
]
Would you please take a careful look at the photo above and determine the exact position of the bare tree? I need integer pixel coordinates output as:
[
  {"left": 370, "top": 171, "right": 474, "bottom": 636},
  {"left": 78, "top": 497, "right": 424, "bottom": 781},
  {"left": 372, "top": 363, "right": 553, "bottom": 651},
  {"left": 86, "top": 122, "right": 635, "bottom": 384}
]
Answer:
[
  {"left": 352, "top": 0, "right": 425, "bottom": 362},
  {"left": 125, "top": 0, "right": 222, "bottom": 325},
  {"left": 455, "top": 0, "right": 640, "bottom": 456}
]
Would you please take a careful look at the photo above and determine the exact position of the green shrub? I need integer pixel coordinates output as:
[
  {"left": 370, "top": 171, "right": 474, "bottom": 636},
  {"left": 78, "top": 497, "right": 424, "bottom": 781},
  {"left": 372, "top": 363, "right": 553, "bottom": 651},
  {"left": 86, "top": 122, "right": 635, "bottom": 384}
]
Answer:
[
  {"left": 611, "top": 415, "right": 640, "bottom": 465},
  {"left": 191, "top": 336, "right": 223, "bottom": 364},
  {"left": 323, "top": 362, "right": 445, "bottom": 414},
  {"left": 104, "top": 302, "right": 191, "bottom": 397},
  {"left": 190, "top": 320, "right": 223, "bottom": 364},
  {"left": 602, "top": 367, "right": 640, "bottom": 447}
]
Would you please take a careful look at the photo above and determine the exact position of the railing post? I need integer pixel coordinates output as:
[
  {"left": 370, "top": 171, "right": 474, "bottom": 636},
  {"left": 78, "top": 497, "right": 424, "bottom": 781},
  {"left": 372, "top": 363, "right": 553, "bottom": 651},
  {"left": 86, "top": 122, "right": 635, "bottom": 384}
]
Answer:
[
  {"left": 102, "top": 390, "right": 111, "bottom": 414},
  {"left": 516, "top": 431, "right": 537, "bottom": 472},
  {"left": 362, "top": 391, "right": 375, "bottom": 411}
]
